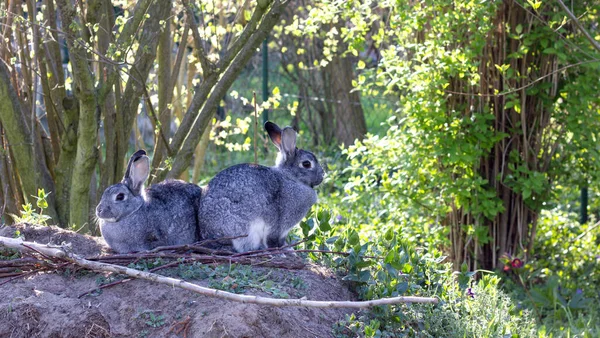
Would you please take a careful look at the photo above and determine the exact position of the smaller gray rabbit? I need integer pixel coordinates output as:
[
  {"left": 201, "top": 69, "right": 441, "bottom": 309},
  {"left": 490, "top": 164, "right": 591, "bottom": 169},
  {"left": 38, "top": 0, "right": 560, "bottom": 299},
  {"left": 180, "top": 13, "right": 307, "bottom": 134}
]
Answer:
[
  {"left": 96, "top": 150, "right": 202, "bottom": 253},
  {"left": 199, "top": 121, "right": 324, "bottom": 252}
]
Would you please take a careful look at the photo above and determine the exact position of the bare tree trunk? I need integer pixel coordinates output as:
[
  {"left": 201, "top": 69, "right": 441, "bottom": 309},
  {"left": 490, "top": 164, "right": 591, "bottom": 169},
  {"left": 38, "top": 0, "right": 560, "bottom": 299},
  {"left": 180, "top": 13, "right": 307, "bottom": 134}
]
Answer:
[
  {"left": 98, "top": 0, "right": 119, "bottom": 200},
  {"left": 116, "top": 0, "right": 172, "bottom": 183},
  {"left": 0, "top": 62, "right": 59, "bottom": 222},
  {"left": 192, "top": 127, "right": 211, "bottom": 183},
  {"left": 0, "top": 126, "right": 19, "bottom": 225},
  {"left": 54, "top": 96, "right": 79, "bottom": 227},
  {"left": 328, "top": 56, "right": 367, "bottom": 147},
  {"left": 55, "top": 0, "right": 100, "bottom": 231},
  {"left": 152, "top": 3, "right": 173, "bottom": 171}
]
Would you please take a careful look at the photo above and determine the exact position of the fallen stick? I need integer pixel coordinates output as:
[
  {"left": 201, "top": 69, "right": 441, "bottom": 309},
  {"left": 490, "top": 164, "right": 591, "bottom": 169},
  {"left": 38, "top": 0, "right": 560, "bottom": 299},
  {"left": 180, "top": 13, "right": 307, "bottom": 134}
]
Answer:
[
  {"left": 78, "top": 259, "right": 190, "bottom": 298},
  {"left": 0, "top": 236, "right": 439, "bottom": 307}
]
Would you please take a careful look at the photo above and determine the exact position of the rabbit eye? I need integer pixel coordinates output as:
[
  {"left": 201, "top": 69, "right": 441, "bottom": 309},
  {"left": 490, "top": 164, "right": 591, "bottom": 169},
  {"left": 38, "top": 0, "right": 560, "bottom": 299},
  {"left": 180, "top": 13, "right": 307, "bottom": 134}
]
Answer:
[
  {"left": 302, "top": 160, "right": 312, "bottom": 169},
  {"left": 115, "top": 193, "right": 125, "bottom": 201}
]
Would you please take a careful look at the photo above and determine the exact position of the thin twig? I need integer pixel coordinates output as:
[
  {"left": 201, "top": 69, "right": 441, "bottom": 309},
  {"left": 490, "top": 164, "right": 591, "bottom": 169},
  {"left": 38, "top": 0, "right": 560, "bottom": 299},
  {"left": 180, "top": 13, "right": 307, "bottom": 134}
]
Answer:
[
  {"left": 21, "top": 244, "right": 53, "bottom": 261},
  {"left": 148, "top": 235, "right": 247, "bottom": 253},
  {"left": 78, "top": 278, "right": 133, "bottom": 298},
  {"left": 180, "top": 0, "right": 213, "bottom": 75},
  {"left": 445, "top": 59, "right": 599, "bottom": 97},
  {"left": 0, "top": 268, "right": 45, "bottom": 286},
  {"left": 231, "top": 239, "right": 308, "bottom": 257},
  {"left": 294, "top": 249, "right": 379, "bottom": 259},
  {"left": 556, "top": 0, "right": 600, "bottom": 54},
  {"left": 572, "top": 220, "right": 600, "bottom": 242}
]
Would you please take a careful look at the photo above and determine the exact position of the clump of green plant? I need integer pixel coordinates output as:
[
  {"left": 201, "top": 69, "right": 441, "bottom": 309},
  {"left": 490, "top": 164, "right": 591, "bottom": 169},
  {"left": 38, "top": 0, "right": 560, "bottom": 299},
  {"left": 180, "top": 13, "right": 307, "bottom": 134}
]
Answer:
[
  {"left": 0, "top": 248, "right": 20, "bottom": 260},
  {"left": 127, "top": 258, "right": 165, "bottom": 271},
  {"left": 298, "top": 204, "right": 537, "bottom": 337},
  {"left": 139, "top": 311, "right": 165, "bottom": 328},
  {"left": 330, "top": 266, "right": 537, "bottom": 337},
  {"left": 10, "top": 189, "right": 52, "bottom": 225},
  {"left": 499, "top": 209, "right": 600, "bottom": 336},
  {"left": 531, "top": 210, "right": 599, "bottom": 297},
  {"left": 176, "top": 262, "right": 294, "bottom": 298},
  {"left": 208, "top": 265, "right": 290, "bottom": 297}
]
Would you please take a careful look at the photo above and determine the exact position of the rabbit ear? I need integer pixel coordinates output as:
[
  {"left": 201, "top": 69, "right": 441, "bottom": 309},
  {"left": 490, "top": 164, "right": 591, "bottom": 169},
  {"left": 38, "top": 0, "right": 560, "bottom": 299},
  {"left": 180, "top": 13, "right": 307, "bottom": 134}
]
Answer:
[
  {"left": 281, "top": 127, "right": 297, "bottom": 158},
  {"left": 265, "top": 121, "right": 282, "bottom": 149},
  {"left": 123, "top": 150, "right": 149, "bottom": 195},
  {"left": 123, "top": 150, "right": 147, "bottom": 180}
]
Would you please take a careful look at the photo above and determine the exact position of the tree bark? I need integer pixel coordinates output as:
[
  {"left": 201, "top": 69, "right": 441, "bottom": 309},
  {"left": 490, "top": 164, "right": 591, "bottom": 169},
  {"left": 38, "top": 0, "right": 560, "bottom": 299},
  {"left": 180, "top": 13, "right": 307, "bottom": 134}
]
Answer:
[
  {"left": 55, "top": 0, "right": 100, "bottom": 231},
  {"left": 0, "top": 129, "right": 19, "bottom": 225},
  {"left": 98, "top": 0, "right": 119, "bottom": 202},
  {"left": 116, "top": 0, "right": 172, "bottom": 182},
  {"left": 152, "top": 4, "right": 173, "bottom": 170},
  {"left": 328, "top": 55, "right": 367, "bottom": 147},
  {"left": 0, "top": 62, "right": 59, "bottom": 222}
]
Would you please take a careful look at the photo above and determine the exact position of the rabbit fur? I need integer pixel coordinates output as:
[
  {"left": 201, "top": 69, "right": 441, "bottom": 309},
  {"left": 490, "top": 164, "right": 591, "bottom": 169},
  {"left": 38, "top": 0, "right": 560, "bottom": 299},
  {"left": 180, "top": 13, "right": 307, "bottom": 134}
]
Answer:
[
  {"left": 199, "top": 121, "right": 324, "bottom": 252},
  {"left": 96, "top": 150, "right": 202, "bottom": 253}
]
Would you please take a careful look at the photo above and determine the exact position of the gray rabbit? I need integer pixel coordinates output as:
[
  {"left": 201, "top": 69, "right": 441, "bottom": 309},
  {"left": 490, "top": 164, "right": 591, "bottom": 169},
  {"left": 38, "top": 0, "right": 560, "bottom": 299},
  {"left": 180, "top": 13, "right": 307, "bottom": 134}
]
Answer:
[
  {"left": 96, "top": 150, "right": 202, "bottom": 253},
  {"left": 199, "top": 121, "right": 324, "bottom": 252}
]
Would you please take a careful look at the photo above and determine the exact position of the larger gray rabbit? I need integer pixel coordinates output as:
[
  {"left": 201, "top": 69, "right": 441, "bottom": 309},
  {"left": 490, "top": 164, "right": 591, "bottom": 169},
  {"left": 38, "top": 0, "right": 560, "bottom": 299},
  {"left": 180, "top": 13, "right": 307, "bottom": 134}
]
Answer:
[
  {"left": 199, "top": 121, "right": 324, "bottom": 252},
  {"left": 96, "top": 150, "right": 202, "bottom": 253}
]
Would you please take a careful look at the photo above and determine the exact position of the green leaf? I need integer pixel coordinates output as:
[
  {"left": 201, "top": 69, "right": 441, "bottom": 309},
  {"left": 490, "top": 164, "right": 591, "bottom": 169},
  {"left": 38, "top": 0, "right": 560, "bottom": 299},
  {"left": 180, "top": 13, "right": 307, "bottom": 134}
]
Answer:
[
  {"left": 348, "top": 230, "right": 360, "bottom": 246},
  {"left": 515, "top": 24, "right": 523, "bottom": 34}
]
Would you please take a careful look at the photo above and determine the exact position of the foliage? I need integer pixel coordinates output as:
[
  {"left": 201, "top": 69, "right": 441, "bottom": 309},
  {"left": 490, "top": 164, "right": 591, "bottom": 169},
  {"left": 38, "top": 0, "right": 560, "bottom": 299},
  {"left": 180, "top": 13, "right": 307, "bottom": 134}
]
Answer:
[
  {"left": 500, "top": 209, "right": 600, "bottom": 336},
  {"left": 0, "top": 0, "right": 289, "bottom": 229},
  {"left": 298, "top": 0, "right": 600, "bottom": 272},
  {"left": 334, "top": 275, "right": 536, "bottom": 338},
  {"left": 532, "top": 211, "right": 599, "bottom": 297},
  {"left": 140, "top": 311, "right": 165, "bottom": 328},
  {"left": 306, "top": 137, "right": 600, "bottom": 335},
  {"left": 176, "top": 262, "right": 301, "bottom": 298},
  {"left": 298, "top": 203, "right": 536, "bottom": 337},
  {"left": 10, "top": 189, "right": 52, "bottom": 226}
]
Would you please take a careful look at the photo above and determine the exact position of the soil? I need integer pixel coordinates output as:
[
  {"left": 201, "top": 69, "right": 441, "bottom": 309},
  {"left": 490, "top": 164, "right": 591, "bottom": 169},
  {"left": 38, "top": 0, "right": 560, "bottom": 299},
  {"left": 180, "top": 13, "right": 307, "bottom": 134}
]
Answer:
[{"left": 0, "top": 223, "right": 357, "bottom": 338}]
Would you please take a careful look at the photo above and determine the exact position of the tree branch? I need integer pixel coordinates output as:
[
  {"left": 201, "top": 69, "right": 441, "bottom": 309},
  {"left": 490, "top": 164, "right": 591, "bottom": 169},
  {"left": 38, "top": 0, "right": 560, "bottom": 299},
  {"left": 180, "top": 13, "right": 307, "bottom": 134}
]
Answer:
[
  {"left": 181, "top": 0, "right": 214, "bottom": 76},
  {"left": 153, "top": 0, "right": 284, "bottom": 182},
  {"left": 217, "top": 0, "right": 271, "bottom": 71},
  {"left": 556, "top": 0, "right": 600, "bottom": 54},
  {"left": 114, "top": 0, "right": 172, "bottom": 185},
  {"left": 162, "top": 0, "right": 289, "bottom": 180},
  {"left": 97, "top": 0, "right": 155, "bottom": 101},
  {"left": 0, "top": 236, "right": 439, "bottom": 307},
  {"left": 151, "top": 3, "right": 174, "bottom": 166}
]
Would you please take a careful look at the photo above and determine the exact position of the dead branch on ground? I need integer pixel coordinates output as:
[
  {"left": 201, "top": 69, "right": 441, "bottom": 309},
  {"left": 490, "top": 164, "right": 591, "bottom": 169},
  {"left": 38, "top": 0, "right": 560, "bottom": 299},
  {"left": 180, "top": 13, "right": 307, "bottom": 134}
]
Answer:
[{"left": 0, "top": 236, "right": 439, "bottom": 307}]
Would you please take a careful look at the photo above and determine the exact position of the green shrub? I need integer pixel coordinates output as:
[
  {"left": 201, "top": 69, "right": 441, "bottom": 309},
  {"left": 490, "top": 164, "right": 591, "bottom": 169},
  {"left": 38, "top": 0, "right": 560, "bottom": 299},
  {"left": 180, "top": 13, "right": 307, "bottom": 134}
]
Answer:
[
  {"left": 499, "top": 209, "right": 600, "bottom": 337},
  {"left": 299, "top": 203, "right": 536, "bottom": 337}
]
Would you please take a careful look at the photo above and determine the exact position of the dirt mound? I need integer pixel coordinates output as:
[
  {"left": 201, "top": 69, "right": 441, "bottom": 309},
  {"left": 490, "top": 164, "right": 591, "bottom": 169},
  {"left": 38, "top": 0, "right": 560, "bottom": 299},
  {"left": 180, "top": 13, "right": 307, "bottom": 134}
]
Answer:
[
  {"left": 0, "top": 223, "right": 108, "bottom": 257},
  {"left": 0, "top": 224, "right": 356, "bottom": 337}
]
